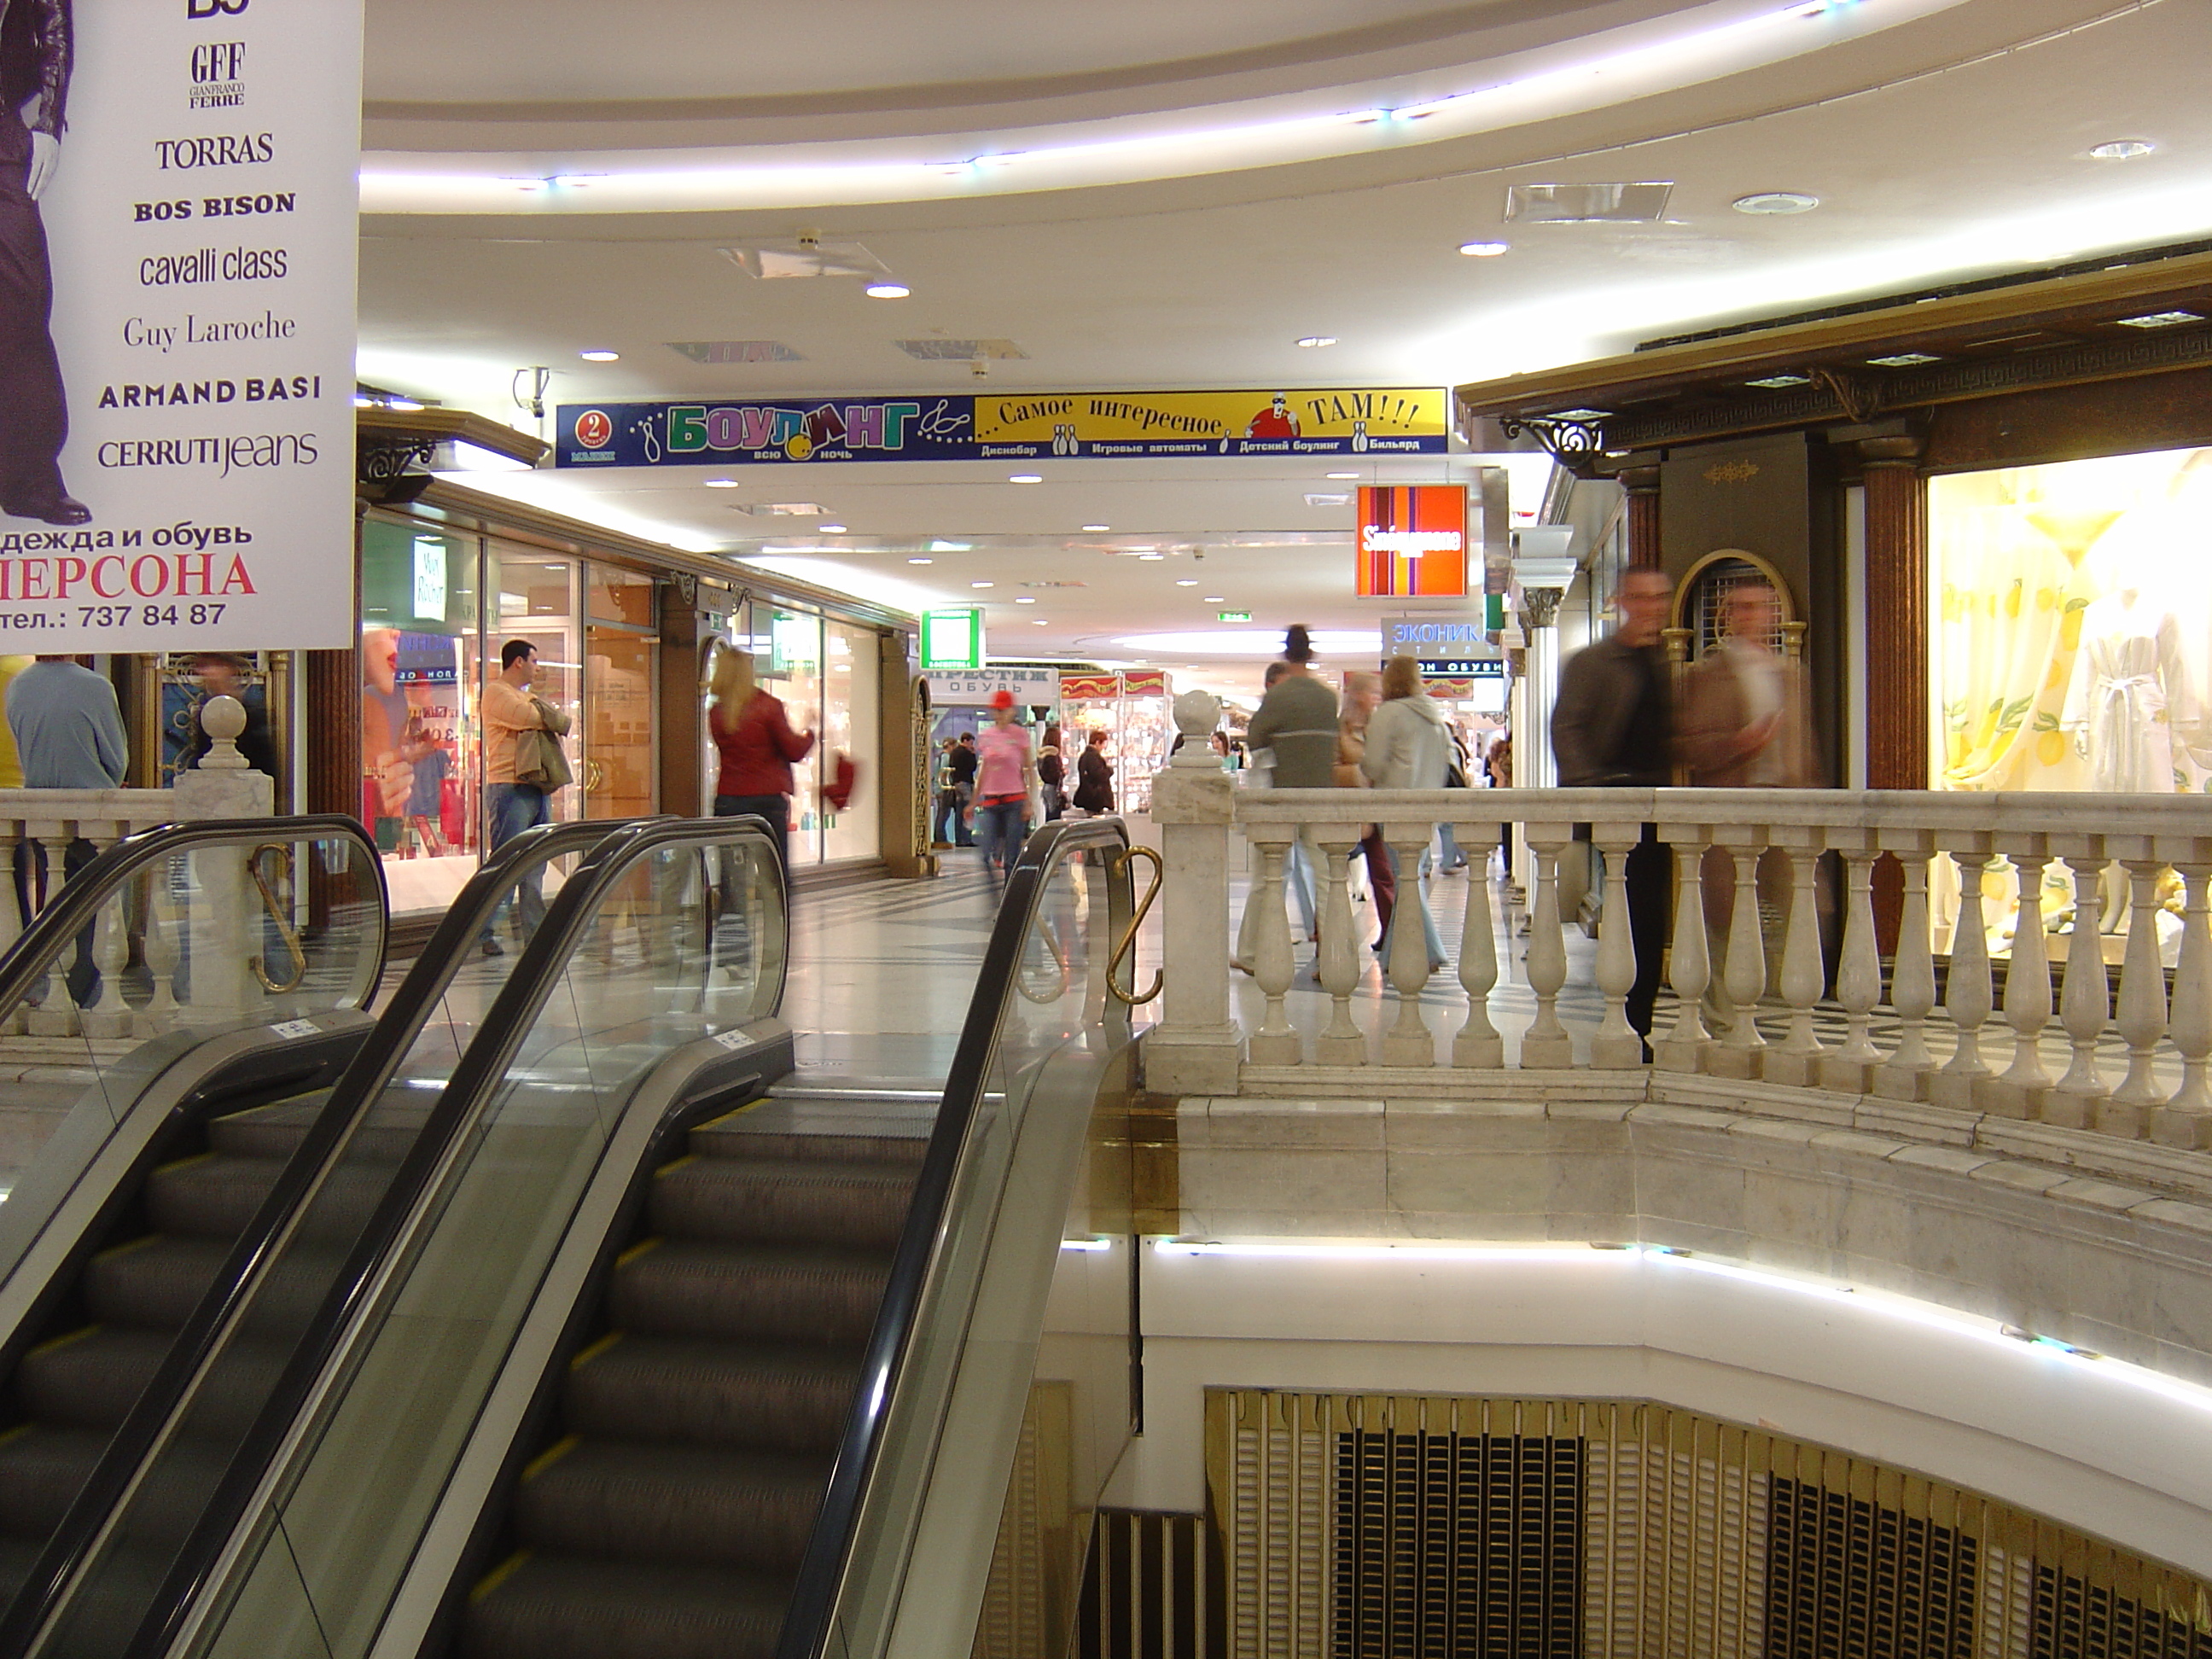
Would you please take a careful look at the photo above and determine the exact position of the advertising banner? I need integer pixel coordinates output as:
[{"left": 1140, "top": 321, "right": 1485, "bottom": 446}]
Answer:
[
  {"left": 1356, "top": 486, "right": 1469, "bottom": 598},
  {"left": 925, "top": 667, "right": 1061, "bottom": 707},
  {"left": 1059, "top": 672, "right": 1119, "bottom": 701},
  {"left": 556, "top": 387, "right": 1448, "bottom": 469},
  {"left": 0, "top": 0, "right": 362, "bottom": 652}
]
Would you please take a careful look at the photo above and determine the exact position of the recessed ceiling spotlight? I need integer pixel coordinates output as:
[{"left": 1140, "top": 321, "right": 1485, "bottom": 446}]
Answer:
[
  {"left": 703, "top": 477, "right": 741, "bottom": 489},
  {"left": 1015, "top": 596, "right": 1037, "bottom": 603},
  {"left": 1176, "top": 579, "right": 1198, "bottom": 586},
  {"left": 1746, "top": 373, "right": 1812, "bottom": 388},
  {"left": 2116, "top": 310, "right": 2204, "bottom": 329},
  {"left": 579, "top": 349, "right": 620, "bottom": 362},
  {"left": 1009, "top": 474, "right": 1043, "bottom": 484},
  {"left": 1325, "top": 471, "right": 1359, "bottom": 480},
  {"left": 1202, "top": 596, "right": 1226, "bottom": 602},
  {"left": 864, "top": 282, "right": 911, "bottom": 299},
  {"left": 1138, "top": 552, "right": 1166, "bottom": 562},
  {"left": 2090, "top": 139, "right": 2156, "bottom": 160},
  {"left": 1458, "top": 241, "right": 1511, "bottom": 257},
  {"left": 1866, "top": 352, "right": 1941, "bottom": 368},
  {"left": 1296, "top": 335, "right": 1337, "bottom": 348},
  {"left": 818, "top": 523, "right": 848, "bottom": 533},
  {"left": 927, "top": 539, "right": 973, "bottom": 552},
  {"left": 971, "top": 580, "right": 994, "bottom": 588},
  {"left": 1732, "top": 191, "right": 1819, "bottom": 215},
  {"left": 1081, "top": 522, "right": 1110, "bottom": 532},
  {"left": 908, "top": 557, "right": 933, "bottom": 564},
  {"left": 1033, "top": 620, "right": 1050, "bottom": 626}
]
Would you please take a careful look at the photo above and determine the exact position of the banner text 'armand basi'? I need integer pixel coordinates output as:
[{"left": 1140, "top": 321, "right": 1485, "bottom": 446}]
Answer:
[
  {"left": 0, "top": 0, "right": 361, "bottom": 653},
  {"left": 555, "top": 389, "right": 1448, "bottom": 468}
]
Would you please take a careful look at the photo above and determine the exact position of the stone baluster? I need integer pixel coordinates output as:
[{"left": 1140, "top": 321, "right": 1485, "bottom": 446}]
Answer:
[
  {"left": 139, "top": 864, "right": 183, "bottom": 1035},
  {"left": 1762, "top": 831, "right": 1828, "bottom": 1088},
  {"left": 1453, "top": 835, "right": 1504, "bottom": 1068},
  {"left": 2105, "top": 857, "right": 2171, "bottom": 1139},
  {"left": 2046, "top": 850, "right": 2112, "bottom": 1130},
  {"left": 1520, "top": 824, "right": 1574, "bottom": 1069},
  {"left": 1708, "top": 833, "right": 1767, "bottom": 1079},
  {"left": 1589, "top": 822, "right": 1645, "bottom": 1070},
  {"left": 1245, "top": 835, "right": 1301, "bottom": 1067},
  {"left": 22, "top": 820, "right": 73, "bottom": 1037},
  {"left": 1928, "top": 840, "right": 1995, "bottom": 1111},
  {"left": 1657, "top": 829, "right": 1711, "bottom": 1074},
  {"left": 1311, "top": 829, "right": 1367, "bottom": 1066},
  {"left": 79, "top": 889, "right": 132, "bottom": 1040},
  {"left": 1874, "top": 838, "right": 1939, "bottom": 1101},
  {"left": 2154, "top": 854, "right": 2212, "bottom": 1150},
  {"left": 1820, "top": 841, "right": 1883, "bottom": 1093},
  {"left": 1379, "top": 821, "right": 1440, "bottom": 1068},
  {"left": 1987, "top": 840, "right": 2054, "bottom": 1119}
]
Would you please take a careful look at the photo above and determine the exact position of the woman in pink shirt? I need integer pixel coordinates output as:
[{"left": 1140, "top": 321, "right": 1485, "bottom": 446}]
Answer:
[{"left": 968, "top": 690, "right": 1033, "bottom": 897}]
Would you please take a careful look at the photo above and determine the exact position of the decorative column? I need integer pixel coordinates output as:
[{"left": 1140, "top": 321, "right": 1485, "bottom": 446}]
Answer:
[
  {"left": 1860, "top": 436, "right": 1928, "bottom": 791},
  {"left": 1619, "top": 464, "right": 1662, "bottom": 571},
  {"left": 1516, "top": 585, "right": 1565, "bottom": 792}
]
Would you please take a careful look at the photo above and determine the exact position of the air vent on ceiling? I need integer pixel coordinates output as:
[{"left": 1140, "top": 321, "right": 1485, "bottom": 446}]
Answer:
[
  {"left": 726, "top": 502, "right": 828, "bottom": 517},
  {"left": 721, "top": 239, "right": 891, "bottom": 280},
  {"left": 896, "top": 338, "right": 1028, "bottom": 361},
  {"left": 1305, "top": 492, "right": 1351, "bottom": 508},
  {"left": 1506, "top": 182, "right": 1674, "bottom": 223},
  {"left": 1022, "top": 579, "right": 1086, "bottom": 589},
  {"left": 667, "top": 341, "right": 806, "bottom": 364}
]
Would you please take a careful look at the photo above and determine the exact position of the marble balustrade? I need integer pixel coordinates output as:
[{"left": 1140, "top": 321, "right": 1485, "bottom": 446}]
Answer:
[{"left": 1146, "top": 771, "right": 2212, "bottom": 1152}]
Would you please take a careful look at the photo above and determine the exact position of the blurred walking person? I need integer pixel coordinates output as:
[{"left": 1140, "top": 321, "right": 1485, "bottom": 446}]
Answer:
[{"left": 709, "top": 644, "right": 815, "bottom": 883}]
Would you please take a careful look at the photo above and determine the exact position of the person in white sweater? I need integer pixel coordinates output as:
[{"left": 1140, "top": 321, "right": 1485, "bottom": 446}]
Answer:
[{"left": 1360, "top": 655, "right": 1451, "bottom": 971}]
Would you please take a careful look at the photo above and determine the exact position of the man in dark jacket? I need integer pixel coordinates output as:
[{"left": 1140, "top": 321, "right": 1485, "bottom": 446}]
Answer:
[
  {"left": 0, "top": 0, "right": 84, "bottom": 527},
  {"left": 1551, "top": 565, "right": 1674, "bottom": 1051}
]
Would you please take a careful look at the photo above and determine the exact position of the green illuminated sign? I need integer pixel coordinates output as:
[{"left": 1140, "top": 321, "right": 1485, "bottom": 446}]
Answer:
[
  {"left": 1218, "top": 610, "right": 1253, "bottom": 623},
  {"left": 922, "top": 608, "right": 986, "bottom": 671}
]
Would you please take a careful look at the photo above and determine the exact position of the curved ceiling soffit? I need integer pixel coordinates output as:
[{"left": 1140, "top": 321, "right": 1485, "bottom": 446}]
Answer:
[
  {"left": 358, "top": 0, "right": 2016, "bottom": 214},
  {"left": 358, "top": 0, "right": 2130, "bottom": 241}
]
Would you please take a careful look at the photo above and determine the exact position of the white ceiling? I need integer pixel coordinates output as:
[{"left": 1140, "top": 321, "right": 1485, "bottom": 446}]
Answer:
[{"left": 365, "top": 0, "right": 2212, "bottom": 694}]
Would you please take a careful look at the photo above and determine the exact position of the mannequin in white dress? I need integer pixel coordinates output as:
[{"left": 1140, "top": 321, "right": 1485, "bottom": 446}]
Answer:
[{"left": 2062, "top": 576, "right": 2197, "bottom": 793}]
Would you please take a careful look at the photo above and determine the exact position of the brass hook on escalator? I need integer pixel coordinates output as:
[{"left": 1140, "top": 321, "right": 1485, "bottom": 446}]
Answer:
[
  {"left": 1107, "top": 846, "right": 1163, "bottom": 1005},
  {"left": 247, "top": 843, "right": 308, "bottom": 994}
]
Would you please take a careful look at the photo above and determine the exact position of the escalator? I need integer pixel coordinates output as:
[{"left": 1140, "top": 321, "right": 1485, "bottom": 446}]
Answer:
[
  {"left": 25, "top": 812, "right": 1148, "bottom": 1659},
  {"left": 0, "top": 818, "right": 389, "bottom": 1608},
  {"left": 0, "top": 816, "right": 680, "bottom": 1659}
]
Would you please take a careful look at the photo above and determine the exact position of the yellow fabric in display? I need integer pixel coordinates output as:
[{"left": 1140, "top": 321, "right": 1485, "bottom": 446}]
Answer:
[{"left": 0, "top": 656, "right": 33, "bottom": 789}]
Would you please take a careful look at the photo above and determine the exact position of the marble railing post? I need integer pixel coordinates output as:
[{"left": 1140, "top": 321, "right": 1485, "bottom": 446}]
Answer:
[
  {"left": 2107, "top": 855, "right": 2169, "bottom": 1139},
  {"left": 1245, "top": 832, "right": 1300, "bottom": 1067},
  {"left": 1987, "top": 837, "right": 2054, "bottom": 1120},
  {"left": 1379, "top": 819, "right": 1439, "bottom": 1068},
  {"left": 1656, "top": 826, "right": 1712, "bottom": 1074},
  {"left": 1520, "top": 821, "right": 1574, "bottom": 1068},
  {"left": 1589, "top": 821, "right": 1645, "bottom": 1070},
  {"left": 1453, "top": 845, "right": 1504, "bottom": 1068},
  {"left": 1821, "top": 836, "right": 1883, "bottom": 1094},
  {"left": 1928, "top": 835, "right": 1996, "bottom": 1112},
  {"left": 1708, "top": 830, "right": 1768, "bottom": 1080},
  {"left": 1311, "top": 828, "right": 1366, "bottom": 1065},
  {"left": 2047, "top": 849, "right": 2113, "bottom": 1130},
  {"left": 1762, "top": 830, "right": 1828, "bottom": 1089},
  {"left": 1873, "top": 834, "right": 1938, "bottom": 1101},
  {"left": 1144, "top": 765, "right": 1243, "bottom": 1093},
  {"left": 2155, "top": 851, "right": 2212, "bottom": 1149}
]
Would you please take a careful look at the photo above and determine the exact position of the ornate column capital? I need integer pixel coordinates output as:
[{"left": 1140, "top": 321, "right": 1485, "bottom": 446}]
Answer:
[
  {"left": 1520, "top": 586, "right": 1565, "bottom": 630},
  {"left": 1857, "top": 434, "right": 1924, "bottom": 470}
]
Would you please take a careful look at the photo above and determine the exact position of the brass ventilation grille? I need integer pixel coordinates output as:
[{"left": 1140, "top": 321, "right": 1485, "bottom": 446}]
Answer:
[
  {"left": 1207, "top": 1392, "right": 2212, "bottom": 1659},
  {"left": 1075, "top": 1511, "right": 1209, "bottom": 1659}
]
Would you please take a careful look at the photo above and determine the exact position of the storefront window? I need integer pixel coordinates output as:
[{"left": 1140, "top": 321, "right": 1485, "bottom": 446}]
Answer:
[
  {"left": 823, "top": 620, "right": 879, "bottom": 862},
  {"left": 490, "top": 547, "right": 581, "bottom": 828},
  {"left": 585, "top": 564, "right": 657, "bottom": 821}
]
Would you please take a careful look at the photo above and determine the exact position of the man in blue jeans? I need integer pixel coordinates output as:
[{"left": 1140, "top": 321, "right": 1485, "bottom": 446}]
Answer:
[{"left": 480, "top": 639, "right": 550, "bottom": 956}]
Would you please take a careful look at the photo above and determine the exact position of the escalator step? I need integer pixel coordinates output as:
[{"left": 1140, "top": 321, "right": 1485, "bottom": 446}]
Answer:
[
  {"left": 0, "top": 1534, "right": 36, "bottom": 1611},
  {"left": 690, "top": 1125, "right": 929, "bottom": 1167},
  {"left": 142, "top": 1154, "right": 287, "bottom": 1237},
  {"left": 0, "top": 1423, "right": 106, "bottom": 1537},
  {"left": 463, "top": 1553, "right": 790, "bottom": 1659},
  {"left": 611, "top": 1241, "right": 891, "bottom": 1345},
  {"left": 83, "top": 1234, "right": 230, "bottom": 1329},
  {"left": 15, "top": 1327, "right": 172, "bottom": 1429},
  {"left": 649, "top": 1158, "right": 917, "bottom": 1249},
  {"left": 565, "top": 1336, "right": 859, "bottom": 1452},
  {"left": 513, "top": 1440, "right": 829, "bottom": 1571},
  {"left": 207, "top": 1095, "right": 433, "bottom": 1164}
]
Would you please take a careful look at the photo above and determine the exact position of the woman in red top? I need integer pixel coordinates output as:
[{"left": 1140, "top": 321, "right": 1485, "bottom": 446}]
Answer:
[{"left": 707, "top": 646, "right": 815, "bottom": 878}]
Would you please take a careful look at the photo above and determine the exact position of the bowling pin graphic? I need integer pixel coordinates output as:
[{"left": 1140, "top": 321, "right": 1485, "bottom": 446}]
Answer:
[{"left": 1352, "top": 420, "right": 1369, "bottom": 454}]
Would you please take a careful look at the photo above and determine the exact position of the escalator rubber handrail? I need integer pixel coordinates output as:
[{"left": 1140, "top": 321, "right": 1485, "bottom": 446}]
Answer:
[
  {"left": 777, "top": 813, "right": 1135, "bottom": 1659},
  {"left": 0, "top": 814, "right": 388, "bottom": 1027},
  {"left": 112, "top": 813, "right": 784, "bottom": 1659},
  {"left": 0, "top": 815, "right": 644, "bottom": 1659}
]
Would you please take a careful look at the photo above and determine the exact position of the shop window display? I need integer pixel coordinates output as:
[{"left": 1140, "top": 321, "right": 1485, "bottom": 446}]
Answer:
[{"left": 1930, "top": 447, "right": 2212, "bottom": 963}]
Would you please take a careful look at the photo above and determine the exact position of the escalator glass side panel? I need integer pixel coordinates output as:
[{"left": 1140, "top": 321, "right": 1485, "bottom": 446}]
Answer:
[
  {"left": 789, "top": 819, "right": 1143, "bottom": 1659},
  {"left": 79, "top": 821, "right": 787, "bottom": 1659},
  {"left": 0, "top": 819, "right": 386, "bottom": 1328},
  {"left": 1, "top": 819, "right": 637, "bottom": 1659}
]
